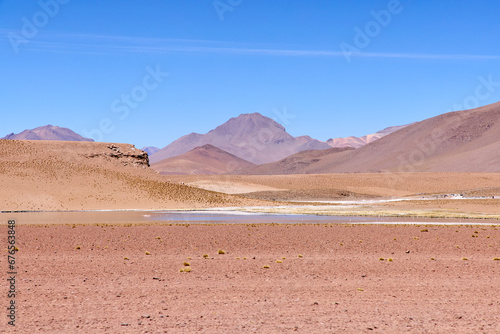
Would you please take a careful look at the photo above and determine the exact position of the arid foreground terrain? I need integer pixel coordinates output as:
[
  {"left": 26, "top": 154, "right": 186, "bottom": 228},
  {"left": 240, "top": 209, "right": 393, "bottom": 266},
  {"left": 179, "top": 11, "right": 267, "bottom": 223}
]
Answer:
[
  {"left": 2, "top": 139, "right": 500, "bottom": 333},
  {"left": 2, "top": 222, "right": 500, "bottom": 333}
]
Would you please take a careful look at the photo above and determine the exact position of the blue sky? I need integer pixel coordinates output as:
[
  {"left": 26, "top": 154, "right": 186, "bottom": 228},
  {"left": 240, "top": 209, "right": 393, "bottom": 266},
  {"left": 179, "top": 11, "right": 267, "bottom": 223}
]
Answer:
[{"left": 1, "top": 0, "right": 500, "bottom": 149}]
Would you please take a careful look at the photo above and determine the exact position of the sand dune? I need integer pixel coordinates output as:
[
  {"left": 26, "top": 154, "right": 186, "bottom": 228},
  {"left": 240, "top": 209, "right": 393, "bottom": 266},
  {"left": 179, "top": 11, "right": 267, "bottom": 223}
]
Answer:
[{"left": 0, "top": 140, "right": 258, "bottom": 211}]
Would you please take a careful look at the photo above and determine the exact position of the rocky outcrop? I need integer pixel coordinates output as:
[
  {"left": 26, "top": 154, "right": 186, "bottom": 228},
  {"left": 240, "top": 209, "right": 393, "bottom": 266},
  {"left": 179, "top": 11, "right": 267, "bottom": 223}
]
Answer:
[{"left": 84, "top": 144, "right": 149, "bottom": 167}]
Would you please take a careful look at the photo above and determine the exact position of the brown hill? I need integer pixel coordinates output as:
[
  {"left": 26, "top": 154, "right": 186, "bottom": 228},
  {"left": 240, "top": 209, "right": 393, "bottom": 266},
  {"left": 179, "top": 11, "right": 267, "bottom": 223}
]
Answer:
[
  {"left": 2, "top": 125, "right": 93, "bottom": 141},
  {"left": 149, "top": 113, "right": 330, "bottom": 164},
  {"left": 0, "top": 140, "right": 254, "bottom": 211},
  {"left": 326, "top": 124, "right": 410, "bottom": 148},
  {"left": 243, "top": 101, "right": 500, "bottom": 174},
  {"left": 151, "top": 144, "right": 255, "bottom": 175},
  {"left": 243, "top": 146, "right": 354, "bottom": 175}
]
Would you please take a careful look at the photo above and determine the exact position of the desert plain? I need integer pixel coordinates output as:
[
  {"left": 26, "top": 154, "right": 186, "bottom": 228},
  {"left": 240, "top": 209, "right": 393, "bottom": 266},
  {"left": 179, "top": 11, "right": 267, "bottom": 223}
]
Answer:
[{"left": 2, "top": 221, "right": 500, "bottom": 333}]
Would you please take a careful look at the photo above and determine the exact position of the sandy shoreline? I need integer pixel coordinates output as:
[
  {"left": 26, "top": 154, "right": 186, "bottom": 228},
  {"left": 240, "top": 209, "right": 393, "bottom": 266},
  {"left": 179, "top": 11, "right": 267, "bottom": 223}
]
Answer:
[{"left": 2, "top": 222, "right": 500, "bottom": 333}]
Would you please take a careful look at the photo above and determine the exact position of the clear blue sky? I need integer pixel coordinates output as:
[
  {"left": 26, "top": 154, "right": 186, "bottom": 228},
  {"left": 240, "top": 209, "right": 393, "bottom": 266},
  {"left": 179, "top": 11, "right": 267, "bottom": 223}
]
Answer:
[{"left": 1, "top": 0, "right": 500, "bottom": 148}]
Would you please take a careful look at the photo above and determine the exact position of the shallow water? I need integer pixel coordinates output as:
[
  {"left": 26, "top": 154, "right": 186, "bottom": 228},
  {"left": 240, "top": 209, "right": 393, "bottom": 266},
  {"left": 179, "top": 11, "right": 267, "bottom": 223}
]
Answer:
[{"left": 0, "top": 210, "right": 498, "bottom": 225}]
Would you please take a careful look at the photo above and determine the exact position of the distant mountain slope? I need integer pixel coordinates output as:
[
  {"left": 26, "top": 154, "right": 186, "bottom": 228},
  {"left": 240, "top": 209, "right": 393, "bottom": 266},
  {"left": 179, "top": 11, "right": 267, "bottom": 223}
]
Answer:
[
  {"left": 327, "top": 124, "right": 410, "bottom": 148},
  {"left": 269, "top": 101, "right": 500, "bottom": 174},
  {"left": 243, "top": 147, "right": 354, "bottom": 175},
  {"left": 141, "top": 146, "right": 160, "bottom": 156},
  {"left": 2, "top": 125, "right": 94, "bottom": 142},
  {"left": 151, "top": 144, "right": 255, "bottom": 175},
  {"left": 149, "top": 113, "right": 330, "bottom": 164}
]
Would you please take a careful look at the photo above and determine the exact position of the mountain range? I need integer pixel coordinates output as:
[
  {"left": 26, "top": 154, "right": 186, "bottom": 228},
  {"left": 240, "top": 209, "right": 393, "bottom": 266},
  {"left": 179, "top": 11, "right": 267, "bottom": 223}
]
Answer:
[
  {"left": 326, "top": 124, "right": 410, "bottom": 148},
  {"left": 2, "top": 125, "right": 94, "bottom": 142},
  {"left": 149, "top": 113, "right": 331, "bottom": 165},
  {"left": 4, "top": 101, "right": 500, "bottom": 174},
  {"left": 248, "top": 101, "right": 500, "bottom": 174}
]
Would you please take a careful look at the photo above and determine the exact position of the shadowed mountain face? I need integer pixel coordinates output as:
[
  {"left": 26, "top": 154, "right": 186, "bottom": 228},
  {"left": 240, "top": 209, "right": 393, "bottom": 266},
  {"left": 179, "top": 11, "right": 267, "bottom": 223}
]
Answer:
[
  {"left": 327, "top": 124, "right": 410, "bottom": 149},
  {"left": 2, "top": 125, "right": 93, "bottom": 142},
  {"left": 151, "top": 144, "right": 255, "bottom": 175},
  {"left": 242, "top": 146, "right": 354, "bottom": 175},
  {"left": 149, "top": 113, "right": 330, "bottom": 164},
  {"left": 245, "top": 101, "right": 500, "bottom": 174}
]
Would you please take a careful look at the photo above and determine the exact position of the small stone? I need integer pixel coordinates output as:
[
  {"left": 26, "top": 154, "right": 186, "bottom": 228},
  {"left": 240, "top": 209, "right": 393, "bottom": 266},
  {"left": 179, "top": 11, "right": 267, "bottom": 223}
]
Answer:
[
  {"left": 141, "top": 314, "right": 150, "bottom": 318},
  {"left": 121, "top": 323, "right": 129, "bottom": 326}
]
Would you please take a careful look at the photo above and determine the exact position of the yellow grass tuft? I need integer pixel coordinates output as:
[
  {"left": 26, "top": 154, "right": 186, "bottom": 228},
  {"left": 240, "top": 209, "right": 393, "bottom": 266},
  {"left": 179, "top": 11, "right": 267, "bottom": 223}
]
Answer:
[
  {"left": 357, "top": 288, "right": 364, "bottom": 291},
  {"left": 298, "top": 254, "right": 303, "bottom": 258},
  {"left": 379, "top": 258, "right": 385, "bottom": 261},
  {"left": 462, "top": 257, "right": 468, "bottom": 261},
  {"left": 276, "top": 260, "right": 283, "bottom": 263},
  {"left": 145, "top": 251, "right": 151, "bottom": 255},
  {"left": 75, "top": 246, "right": 81, "bottom": 250},
  {"left": 387, "top": 258, "right": 393, "bottom": 262},
  {"left": 493, "top": 258, "right": 500, "bottom": 261},
  {"left": 184, "top": 266, "right": 192, "bottom": 272},
  {"left": 218, "top": 249, "right": 226, "bottom": 255},
  {"left": 263, "top": 265, "right": 270, "bottom": 269},
  {"left": 203, "top": 254, "right": 209, "bottom": 258},
  {"left": 183, "top": 262, "right": 190, "bottom": 266},
  {"left": 124, "top": 257, "right": 129, "bottom": 260}
]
